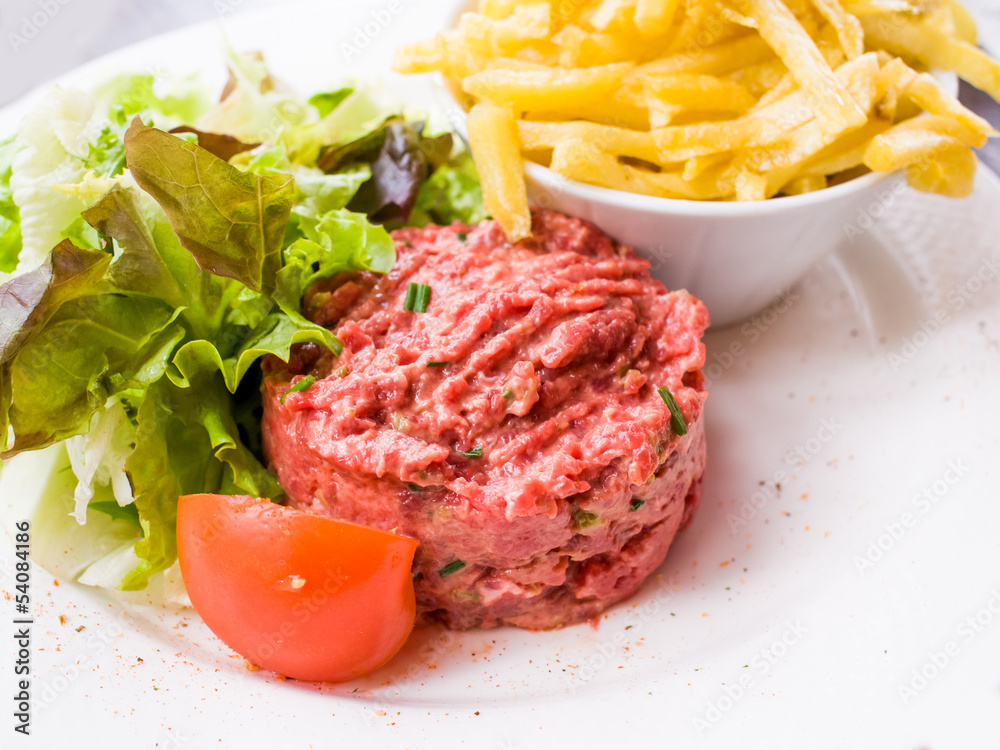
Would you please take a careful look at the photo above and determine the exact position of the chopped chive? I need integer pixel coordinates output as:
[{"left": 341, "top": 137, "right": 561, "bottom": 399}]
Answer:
[
  {"left": 657, "top": 386, "right": 688, "bottom": 436},
  {"left": 439, "top": 559, "right": 466, "bottom": 577},
  {"left": 427, "top": 361, "right": 450, "bottom": 368},
  {"left": 572, "top": 508, "right": 601, "bottom": 529},
  {"left": 403, "top": 282, "right": 432, "bottom": 313},
  {"left": 281, "top": 375, "right": 316, "bottom": 404},
  {"left": 407, "top": 483, "right": 423, "bottom": 492},
  {"left": 457, "top": 232, "right": 468, "bottom": 242},
  {"left": 458, "top": 446, "right": 483, "bottom": 459},
  {"left": 629, "top": 498, "right": 646, "bottom": 512}
]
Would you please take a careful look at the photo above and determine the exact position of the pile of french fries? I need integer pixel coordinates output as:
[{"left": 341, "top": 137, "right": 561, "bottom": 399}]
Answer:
[{"left": 395, "top": 0, "right": 1000, "bottom": 240}]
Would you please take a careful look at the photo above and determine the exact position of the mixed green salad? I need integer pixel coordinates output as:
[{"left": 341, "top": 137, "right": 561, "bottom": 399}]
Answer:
[{"left": 0, "top": 50, "right": 484, "bottom": 597}]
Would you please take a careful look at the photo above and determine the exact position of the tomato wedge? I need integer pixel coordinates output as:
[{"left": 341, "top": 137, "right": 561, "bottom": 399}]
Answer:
[{"left": 177, "top": 494, "right": 418, "bottom": 682}]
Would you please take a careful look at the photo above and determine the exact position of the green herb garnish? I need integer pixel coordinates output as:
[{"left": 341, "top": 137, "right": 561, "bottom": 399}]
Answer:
[
  {"left": 629, "top": 498, "right": 646, "bottom": 512},
  {"left": 407, "top": 482, "right": 423, "bottom": 492},
  {"left": 427, "top": 361, "right": 450, "bottom": 367},
  {"left": 458, "top": 446, "right": 483, "bottom": 459},
  {"left": 403, "top": 282, "right": 432, "bottom": 313},
  {"left": 439, "top": 559, "right": 466, "bottom": 577},
  {"left": 281, "top": 375, "right": 316, "bottom": 404},
  {"left": 657, "top": 386, "right": 688, "bottom": 436},
  {"left": 572, "top": 508, "right": 601, "bottom": 530},
  {"left": 457, "top": 232, "right": 468, "bottom": 242}
]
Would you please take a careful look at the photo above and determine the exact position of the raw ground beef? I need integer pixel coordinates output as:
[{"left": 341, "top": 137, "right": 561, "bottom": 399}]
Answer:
[{"left": 262, "top": 209, "right": 709, "bottom": 629}]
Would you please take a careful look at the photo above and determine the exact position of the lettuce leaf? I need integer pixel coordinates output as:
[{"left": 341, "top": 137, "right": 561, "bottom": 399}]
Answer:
[
  {"left": 6, "top": 294, "right": 182, "bottom": 454},
  {"left": 9, "top": 87, "right": 99, "bottom": 273},
  {"left": 0, "top": 136, "right": 21, "bottom": 273},
  {"left": 276, "top": 209, "right": 395, "bottom": 319},
  {"left": 120, "top": 381, "right": 215, "bottom": 590},
  {"left": 412, "top": 151, "right": 488, "bottom": 226},
  {"left": 0, "top": 241, "right": 111, "bottom": 368},
  {"left": 93, "top": 73, "right": 211, "bottom": 125},
  {"left": 124, "top": 119, "right": 294, "bottom": 295}
]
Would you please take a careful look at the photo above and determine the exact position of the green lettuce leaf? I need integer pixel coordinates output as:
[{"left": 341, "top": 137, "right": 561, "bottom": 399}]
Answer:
[
  {"left": 0, "top": 241, "right": 111, "bottom": 367},
  {"left": 412, "top": 150, "right": 488, "bottom": 226},
  {"left": 0, "top": 136, "right": 21, "bottom": 273},
  {"left": 124, "top": 119, "right": 295, "bottom": 294},
  {"left": 9, "top": 87, "right": 98, "bottom": 272},
  {"left": 309, "top": 88, "right": 354, "bottom": 118},
  {"left": 276, "top": 209, "right": 395, "bottom": 320},
  {"left": 120, "top": 381, "right": 215, "bottom": 590},
  {"left": 93, "top": 72, "right": 211, "bottom": 124},
  {"left": 6, "top": 294, "right": 182, "bottom": 454}
]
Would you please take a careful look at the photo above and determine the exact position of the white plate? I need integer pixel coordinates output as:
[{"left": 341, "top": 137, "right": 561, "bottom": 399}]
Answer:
[{"left": 2, "top": 2, "right": 1000, "bottom": 747}]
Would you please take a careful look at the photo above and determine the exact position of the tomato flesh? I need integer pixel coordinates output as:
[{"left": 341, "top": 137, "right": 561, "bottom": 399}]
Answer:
[{"left": 177, "top": 494, "right": 418, "bottom": 682}]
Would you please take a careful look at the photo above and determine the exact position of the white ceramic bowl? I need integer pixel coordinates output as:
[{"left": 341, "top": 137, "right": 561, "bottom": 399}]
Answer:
[{"left": 435, "top": 3, "right": 959, "bottom": 327}]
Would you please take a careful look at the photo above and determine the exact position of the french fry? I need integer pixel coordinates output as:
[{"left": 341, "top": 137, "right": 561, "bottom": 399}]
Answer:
[
  {"left": 735, "top": 170, "right": 769, "bottom": 200},
  {"left": 683, "top": 152, "right": 732, "bottom": 179},
  {"left": 628, "top": 73, "right": 757, "bottom": 113},
  {"left": 634, "top": 0, "right": 683, "bottom": 37},
  {"left": 394, "top": 32, "right": 488, "bottom": 78},
  {"left": 746, "top": 53, "right": 880, "bottom": 174},
  {"left": 808, "top": 0, "right": 865, "bottom": 59},
  {"left": 668, "top": 0, "right": 750, "bottom": 52},
  {"left": 652, "top": 119, "right": 768, "bottom": 162},
  {"left": 725, "top": 58, "right": 789, "bottom": 98},
  {"left": 734, "top": 0, "right": 868, "bottom": 133},
  {"left": 942, "top": 0, "right": 978, "bottom": 44},
  {"left": 588, "top": 0, "right": 638, "bottom": 31},
  {"left": 901, "top": 71, "right": 998, "bottom": 146},
  {"left": 467, "top": 103, "right": 532, "bottom": 240},
  {"left": 782, "top": 173, "right": 828, "bottom": 193},
  {"left": 551, "top": 24, "right": 651, "bottom": 66},
  {"left": 864, "top": 118, "right": 977, "bottom": 197},
  {"left": 517, "top": 120, "right": 661, "bottom": 162},
  {"left": 861, "top": 14, "right": 1000, "bottom": 100},
  {"left": 632, "top": 34, "right": 776, "bottom": 77},
  {"left": 457, "top": 5, "right": 553, "bottom": 56},
  {"left": 843, "top": 0, "right": 921, "bottom": 14},
  {"left": 478, "top": 0, "right": 519, "bottom": 19},
  {"left": 550, "top": 138, "right": 734, "bottom": 198},
  {"left": 523, "top": 93, "right": 651, "bottom": 129},
  {"left": 802, "top": 116, "right": 893, "bottom": 174},
  {"left": 462, "top": 62, "right": 634, "bottom": 111}
]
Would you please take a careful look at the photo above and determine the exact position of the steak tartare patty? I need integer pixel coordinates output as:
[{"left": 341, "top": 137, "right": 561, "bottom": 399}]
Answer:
[{"left": 262, "top": 210, "right": 709, "bottom": 630}]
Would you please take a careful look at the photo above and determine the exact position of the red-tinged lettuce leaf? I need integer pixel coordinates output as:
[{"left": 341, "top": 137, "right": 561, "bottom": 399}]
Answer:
[
  {"left": 168, "top": 126, "right": 260, "bottom": 162},
  {"left": 0, "top": 241, "right": 111, "bottom": 366},
  {"left": 0, "top": 366, "right": 11, "bottom": 457},
  {"left": 123, "top": 118, "right": 294, "bottom": 294},
  {"left": 316, "top": 116, "right": 398, "bottom": 173},
  {"left": 347, "top": 121, "right": 453, "bottom": 224}
]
